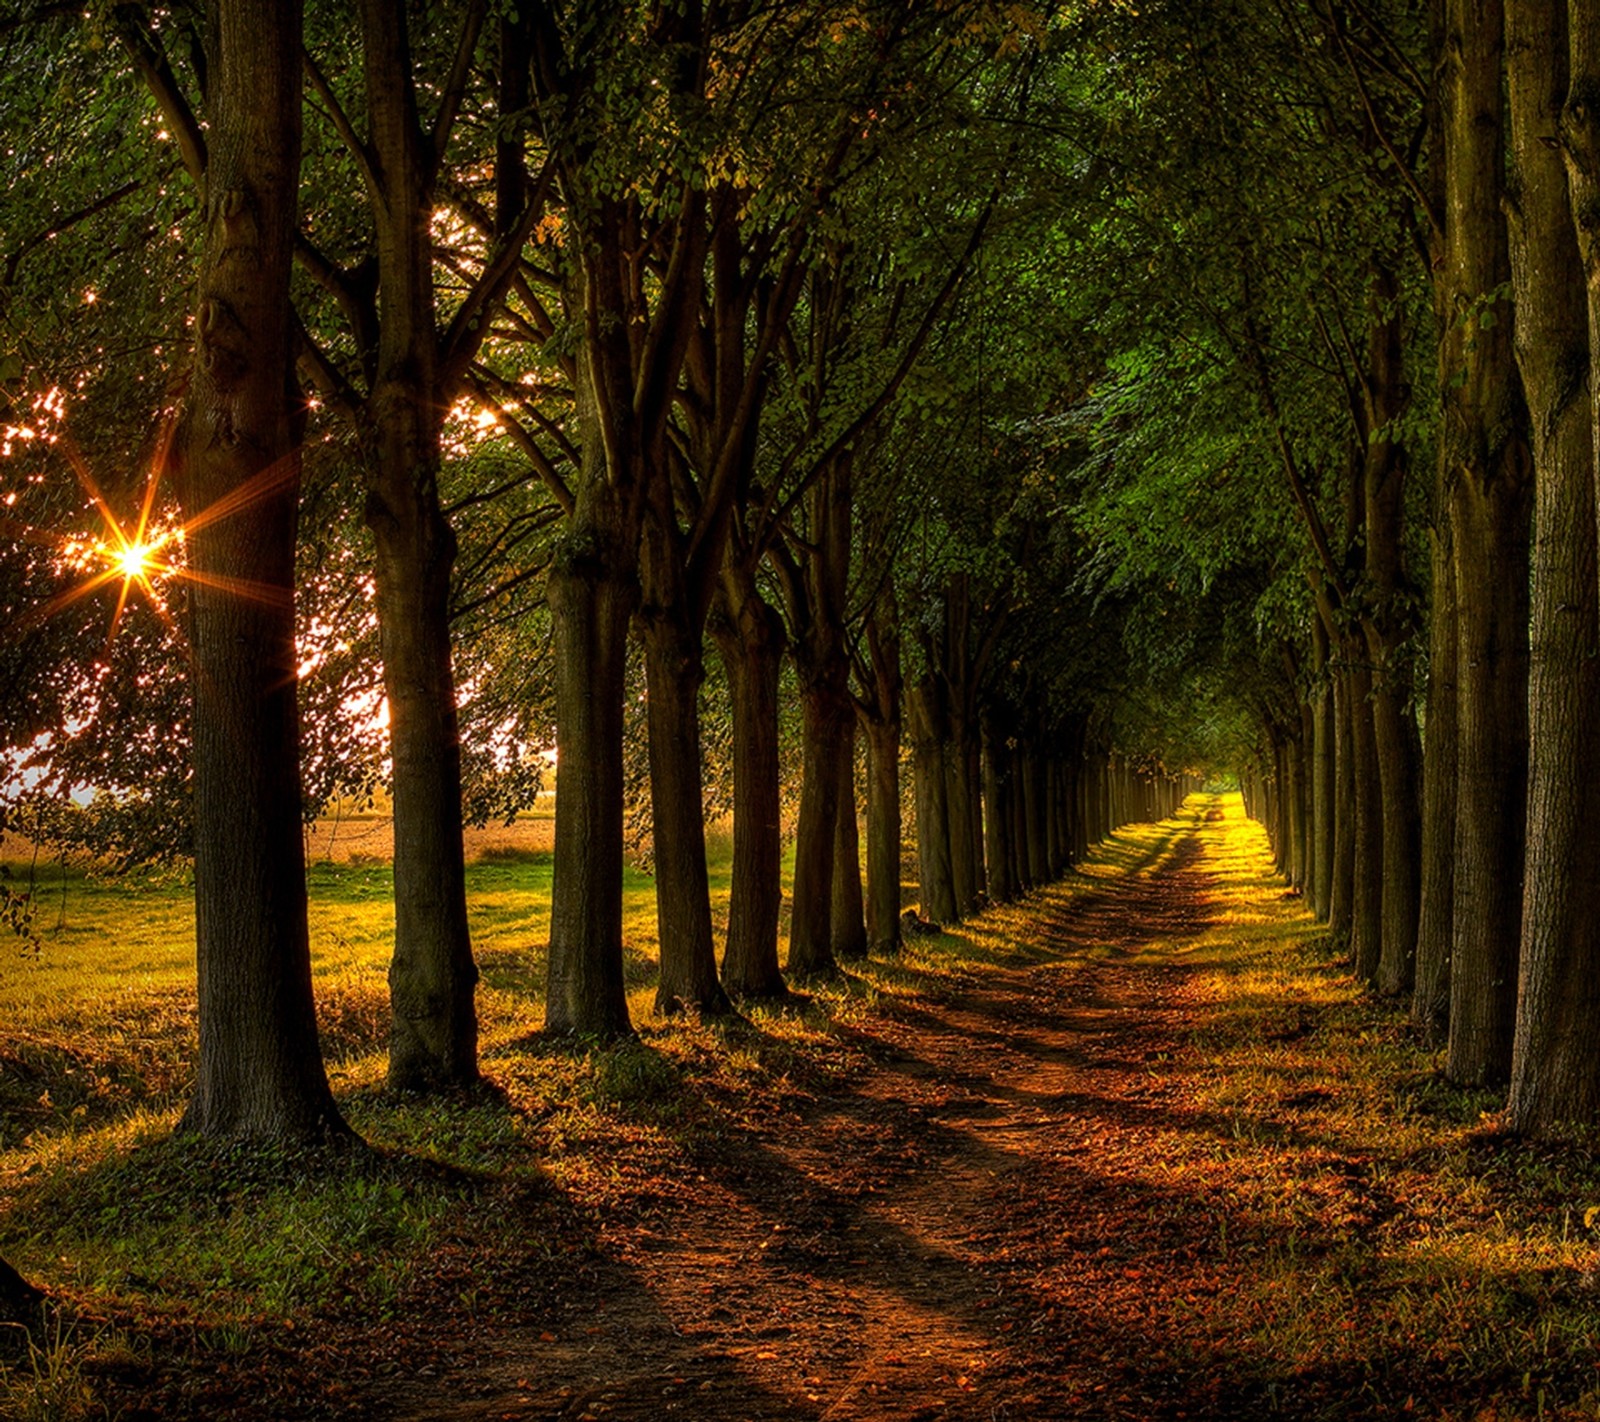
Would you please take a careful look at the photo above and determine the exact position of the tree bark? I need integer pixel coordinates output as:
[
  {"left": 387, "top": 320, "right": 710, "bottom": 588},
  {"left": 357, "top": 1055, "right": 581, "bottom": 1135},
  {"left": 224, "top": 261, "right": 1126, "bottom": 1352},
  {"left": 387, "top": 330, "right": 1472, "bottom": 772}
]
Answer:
[
  {"left": 1045, "top": 754, "right": 1065, "bottom": 879},
  {"left": 1442, "top": 0, "right": 1534, "bottom": 1087},
  {"left": 178, "top": 0, "right": 347, "bottom": 1141},
  {"left": 1347, "top": 659, "right": 1384, "bottom": 985},
  {"left": 788, "top": 678, "right": 847, "bottom": 976},
  {"left": 909, "top": 675, "right": 956, "bottom": 923},
  {"left": 369, "top": 480, "right": 478, "bottom": 1086},
  {"left": 1447, "top": 477, "right": 1532, "bottom": 1082},
  {"left": 858, "top": 583, "right": 904, "bottom": 956},
  {"left": 863, "top": 715, "right": 902, "bottom": 953},
  {"left": 1291, "top": 731, "right": 1310, "bottom": 894},
  {"left": 780, "top": 460, "right": 855, "bottom": 977},
  {"left": 637, "top": 415, "right": 731, "bottom": 1017},
  {"left": 1011, "top": 729, "right": 1034, "bottom": 891},
  {"left": 1414, "top": 516, "right": 1458, "bottom": 1040},
  {"left": 1505, "top": 0, "right": 1600, "bottom": 1134},
  {"left": 1360, "top": 276, "right": 1423, "bottom": 997},
  {"left": 831, "top": 717, "right": 868, "bottom": 960},
  {"left": 640, "top": 610, "right": 730, "bottom": 1015},
  {"left": 1328, "top": 662, "right": 1357, "bottom": 945},
  {"left": 713, "top": 571, "right": 787, "bottom": 998},
  {"left": 982, "top": 713, "right": 1015, "bottom": 904},
  {"left": 945, "top": 709, "right": 979, "bottom": 917},
  {"left": 358, "top": 0, "right": 481, "bottom": 1090},
  {"left": 545, "top": 499, "right": 637, "bottom": 1037},
  {"left": 1022, "top": 742, "right": 1050, "bottom": 887},
  {"left": 1310, "top": 618, "right": 1335, "bottom": 921}
]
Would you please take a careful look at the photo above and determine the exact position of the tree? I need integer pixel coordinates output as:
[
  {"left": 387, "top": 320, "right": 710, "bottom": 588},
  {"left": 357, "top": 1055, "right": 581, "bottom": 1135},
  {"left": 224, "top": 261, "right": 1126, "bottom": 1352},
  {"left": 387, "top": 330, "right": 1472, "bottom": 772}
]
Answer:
[
  {"left": 176, "top": 0, "right": 348, "bottom": 1141},
  {"left": 1504, "top": 0, "right": 1600, "bottom": 1134},
  {"left": 1439, "top": 0, "right": 1532, "bottom": 1087},
  {"left": 117, "top": 0, "right": 557, "bottom": 1089}
]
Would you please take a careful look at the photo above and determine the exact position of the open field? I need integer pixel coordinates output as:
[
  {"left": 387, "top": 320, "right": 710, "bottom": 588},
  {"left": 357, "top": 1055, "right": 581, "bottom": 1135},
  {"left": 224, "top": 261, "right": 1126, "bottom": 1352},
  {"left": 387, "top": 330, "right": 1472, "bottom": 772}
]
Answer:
[
  {"left": 4, "top": 798, "right": 1600, "bottom": 1420},
  {"left": 1, "top": 826, "right": 721, "bottom": 1156}
]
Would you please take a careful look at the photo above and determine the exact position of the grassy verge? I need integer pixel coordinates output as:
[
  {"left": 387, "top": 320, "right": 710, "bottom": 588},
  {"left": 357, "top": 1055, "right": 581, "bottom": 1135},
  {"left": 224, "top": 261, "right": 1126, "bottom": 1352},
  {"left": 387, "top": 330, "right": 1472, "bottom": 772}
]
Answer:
[
  {"left": 0, "top": 834, "right": 981, "bottom": 1418},
  {"left": 1160, "top": 806, "right": 1600, "bottom": 1420}
]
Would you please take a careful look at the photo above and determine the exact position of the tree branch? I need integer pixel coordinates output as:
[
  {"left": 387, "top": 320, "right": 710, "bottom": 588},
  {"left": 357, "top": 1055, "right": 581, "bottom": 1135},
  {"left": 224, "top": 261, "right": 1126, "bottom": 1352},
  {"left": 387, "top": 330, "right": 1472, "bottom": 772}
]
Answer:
[
  {"left": 4, "top": 180, "right": 141, "bottom": 288},
  {"left": 466, "top": 369, "right": 576, "bottom": 516},
  {"left": 439, "top": 155, "right": 557, "bottom": 391},
  {"left": 294, "top": 314, "right": 362, "bottom": 428},
  {"left": 111, "top": 4, "right": 206, "bottom": 185},
  {"left": 303, "top": 46, "right": 382, "bottom": 201},
  {"left": 428, "top": 0, "right": 488, "bottom": 185}
]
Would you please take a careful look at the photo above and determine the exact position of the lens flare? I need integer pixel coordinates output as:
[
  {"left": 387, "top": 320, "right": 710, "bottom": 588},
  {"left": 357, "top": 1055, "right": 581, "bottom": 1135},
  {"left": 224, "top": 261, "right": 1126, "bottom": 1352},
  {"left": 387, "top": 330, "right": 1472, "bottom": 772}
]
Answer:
[
  {"left": 5, "top": 401, "right": 300, "bottom": 656},
  {"left": 114, "top": 543, "right": 152, "bottom": 580}
]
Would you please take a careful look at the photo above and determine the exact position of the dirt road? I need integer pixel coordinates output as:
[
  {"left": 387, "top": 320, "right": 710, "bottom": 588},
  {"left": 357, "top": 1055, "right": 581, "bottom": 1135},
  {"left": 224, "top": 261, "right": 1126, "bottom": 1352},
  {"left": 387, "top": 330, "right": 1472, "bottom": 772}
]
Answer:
[{"left": 372, "top": 807, "right": 1285, "bottom": 1421}]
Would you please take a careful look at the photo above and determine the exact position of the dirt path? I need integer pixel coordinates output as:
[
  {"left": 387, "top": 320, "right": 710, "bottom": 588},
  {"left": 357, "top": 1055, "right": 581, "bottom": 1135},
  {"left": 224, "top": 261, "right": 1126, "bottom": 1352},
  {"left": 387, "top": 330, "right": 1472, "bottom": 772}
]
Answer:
[{"left": 370, "top": 807, "right": 1273, "bottom": 1422}]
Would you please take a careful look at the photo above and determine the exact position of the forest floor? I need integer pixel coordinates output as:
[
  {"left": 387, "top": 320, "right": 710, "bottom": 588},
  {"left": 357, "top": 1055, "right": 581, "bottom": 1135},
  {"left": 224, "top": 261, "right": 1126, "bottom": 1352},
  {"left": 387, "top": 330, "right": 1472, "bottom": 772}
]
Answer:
[{"left": 8, "top": 798, "right": 1600, "bottom": 1421}]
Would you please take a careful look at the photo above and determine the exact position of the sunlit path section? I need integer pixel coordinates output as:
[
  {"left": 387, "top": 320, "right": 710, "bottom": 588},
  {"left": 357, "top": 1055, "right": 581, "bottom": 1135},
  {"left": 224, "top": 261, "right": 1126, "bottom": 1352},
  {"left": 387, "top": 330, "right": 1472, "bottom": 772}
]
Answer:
[
  {"left": 366, "top": 796, "right": 1600, "bottom": 1420},
  {"left": 367, "top": 796, "right": 1312, "bottom": 1419}
]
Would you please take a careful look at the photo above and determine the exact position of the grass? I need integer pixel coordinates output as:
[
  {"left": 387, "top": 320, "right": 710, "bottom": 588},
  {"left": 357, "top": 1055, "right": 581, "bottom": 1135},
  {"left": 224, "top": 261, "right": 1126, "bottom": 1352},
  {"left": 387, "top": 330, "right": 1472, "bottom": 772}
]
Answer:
[
  {"left": 5, "top": 798, "right": 1600, "bottom": 1418},
  {"left": 0, "top": 827, "right": 949, "bottom": 1415},
  {"left": 1140, "top": 807, "right": 1600, "bottom": 1419}
]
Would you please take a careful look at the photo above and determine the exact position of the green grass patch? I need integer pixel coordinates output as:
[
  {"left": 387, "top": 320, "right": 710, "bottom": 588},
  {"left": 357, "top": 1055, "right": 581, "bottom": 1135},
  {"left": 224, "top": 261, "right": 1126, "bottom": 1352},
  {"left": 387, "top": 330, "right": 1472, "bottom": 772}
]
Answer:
[{"left": 1, "top": 829, "right": 958, "bottom": 1416}]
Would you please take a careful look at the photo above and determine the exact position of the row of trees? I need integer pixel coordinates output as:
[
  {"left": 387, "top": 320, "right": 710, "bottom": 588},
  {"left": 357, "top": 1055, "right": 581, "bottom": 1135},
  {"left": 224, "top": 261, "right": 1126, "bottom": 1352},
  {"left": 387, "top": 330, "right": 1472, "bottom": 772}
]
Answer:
[
  {"left": 2, "top": 0, "right": 1195, "bottom": 1149},
  {"left": 1077, "top": 0, "right": 1600, "bottom": 1138},
  {"left": 12, "top": 0, "right": 1600, "bottom": 1166}
]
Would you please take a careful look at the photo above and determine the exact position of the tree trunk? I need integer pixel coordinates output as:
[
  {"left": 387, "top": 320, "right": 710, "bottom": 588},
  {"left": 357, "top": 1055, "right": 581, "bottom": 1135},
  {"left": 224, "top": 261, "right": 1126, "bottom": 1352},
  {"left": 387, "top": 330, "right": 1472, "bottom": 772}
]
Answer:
[
  {"left": 831, "top": 718, "right": 868, "bottom": 960},
  {"left": 1011, "top": 732, "right": 1033, "bottom": 891},
  {"left": 788, "top": 680, "right": 847, "bottom": 976},
  {"left": 359, "top": 0, "right": 480, "bottom": 1091},
  {"left": 1273, "top": 738, "right": 1291, "bottom": 877},
  {"left": 713, "top": 574, "right": 787, "bottom": 998},
  {"left": 1414, "top": 516, "right": 1457, "bottom": 1039},
  {"left": 1447, "top": 480, "right": 1531, "bottom": 1082},
  {"left": 1045, "top": 755, "right": 1065, "bottom": 879},
  {"left": 945, "top": 710, "right": 979, "bottom": 917},
  {"left": 982, "top": 714, "right": 1015, "bottom": 904},
  {"left": 1505, "top": 0, "right": 1600, "bottom": 1134},
  {"left": 1023, "top": 743, "right": 1050, "bottom": 886},
  {"left": 1295, "top": 702, "right": 1314, "bottom": 894},
  {"left": 640, "top": 613, "right": 730, "bottom": 1015},
  {"left": 1369, "top": 678, "right": 1421, "bottom": 996},
  {"left": 909, "top": 676, "right": 956, "bottom": 923},
  {"left": 545, "top": 506, "right": 636, "bottom": 1037},
  {"left": 779, "top": 457, "right": 855, "bottom": 974},
  {"left": 967, "top": 737, "right": 987, "bottom": 895},
  {"left": 1286, "top": 731, "right": 1307, "bottom": 894},
  {"left": 1347, "top": 660, "right": 1384, "bottom": 985},
  {"left": 1329, "top": 665, "right": 1357, "bottom": 945},
  {"left": 1310, "top": 619, "right": 1335, "bottom": 921},
  {"left": 369, "top": 490, "right": 478, "bottom": 1087},
  {"left": 178, "top": 0, "right": 347, "bottom": 1142},
  {"left": 1441, "top": 0, "right": 1534, "bottom": 1087},
  {"left": 1359, "top": 282, "right": 1423, "bottom": 997},
  {"left": 863, "top": 715, "right": 902, "bottom": 953},
  {"left": 858, "top": 584, "right": 904, "bottom": 957}
]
